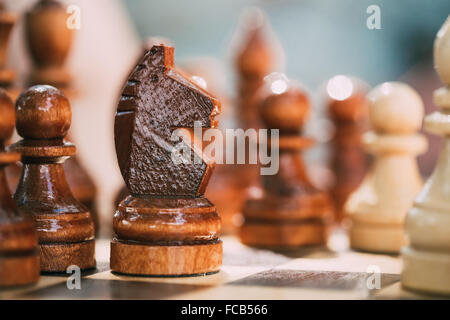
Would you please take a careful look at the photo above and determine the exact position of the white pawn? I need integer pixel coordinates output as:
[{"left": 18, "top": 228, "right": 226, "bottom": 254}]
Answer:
[
  {"left": 401, "top": 16, "right": 450, "bottom": 295},
  {"left": 345, "top": 82, "right": 427, "bottom": 253}
]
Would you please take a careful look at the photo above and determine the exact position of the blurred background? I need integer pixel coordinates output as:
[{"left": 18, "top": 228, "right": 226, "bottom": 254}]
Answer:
[{"left": 2, "top": 0, "right": 450, "bottom": 234}]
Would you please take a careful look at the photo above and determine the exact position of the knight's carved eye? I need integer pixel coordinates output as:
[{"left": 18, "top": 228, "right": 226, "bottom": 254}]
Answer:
[{"left": 151, "top": 74, "right": 159, "bottom": 83}]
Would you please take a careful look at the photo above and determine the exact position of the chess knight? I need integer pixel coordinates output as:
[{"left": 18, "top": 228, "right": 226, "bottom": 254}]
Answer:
[{"left": 111, "top": 45, "right": 222, "bottom": 276}]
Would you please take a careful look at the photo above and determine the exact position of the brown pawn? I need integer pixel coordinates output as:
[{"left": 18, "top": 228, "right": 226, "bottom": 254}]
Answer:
[
  {"left": 239, "top": 74, "right": 333, "bottom": 249},
  {"left": 0, "top": 2, "right": 16, "bottom": 87},
  {"left": 11, "top": 85, "right": 95, "bottom": 272},
  {"left": 0, "top": 89, "right": 40, "bottom": 286},
  {"left": 5, "top": 153, "right": 100, "bottom": 236},
  {"left": 25, "top": 0, "right": 73, "bottom": 87},
  {"left": 325, "top": 76, "right": 369, "bottom": 223},
  {"left": 111, "top": 45, "right": 222, "bottom": 276}
]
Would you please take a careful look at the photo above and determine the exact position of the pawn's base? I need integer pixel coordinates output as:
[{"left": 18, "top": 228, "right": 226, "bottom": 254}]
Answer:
[
  {"left": 0, "top": 252, "right": 40, "bottom": 287},
  {"left": 239, "top": 220, "right": 328, "bottom": 249},
  {"left": 110, "top": 239, "right": 222, "bottom": 276},
  {"left": 350, "top": 221, "right": 405, "bottom": 253},
  {"left": 39, "top": 240, "right": 96, "bottom": 272},
  {"left": 401, "top": 246, "right": 450, "bottom": 296}
]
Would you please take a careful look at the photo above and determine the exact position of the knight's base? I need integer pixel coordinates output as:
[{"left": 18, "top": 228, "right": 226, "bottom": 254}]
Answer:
[{"left": 110, "top": 239, "right": 222, "bottom": 276}]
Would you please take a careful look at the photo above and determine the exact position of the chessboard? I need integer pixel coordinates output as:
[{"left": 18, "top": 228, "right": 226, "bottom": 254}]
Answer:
[{"left": 0, "top": 231, "right": 438, "bottom": 300}]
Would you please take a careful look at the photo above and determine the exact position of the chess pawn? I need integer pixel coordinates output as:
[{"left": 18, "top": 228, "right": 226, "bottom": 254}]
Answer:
[
  {"left": 111, "top": 45, "right": 222, "bottom": 276},
  {"left": 5, "top": 148, "right": 100, "bottom": 237},
  {"left": 345, "top": 82, "right": 427, "bottom": 253},
  {"left": 25, "top": 0, "right": 73, "bottom": 87},
  {"left": 0, "top": 89, "right": 39, "bottom": 286},
  {"left": 401, "top": 17, "right": 450, "bottom": 295},
  {"left": 64, "top": 155, "right": 99, "bottom": 235},
  {"left": 0, "top": 3, "right": 16, "bottom": 87},
  {"left": 325, "top": 75, "right": 370, "bottom": 223},
  {"left": 12, "top": 85, "right": 95, "bottom": 272},
  {"left": 239, "top": 74, "right": 333, "bottom": 249}
]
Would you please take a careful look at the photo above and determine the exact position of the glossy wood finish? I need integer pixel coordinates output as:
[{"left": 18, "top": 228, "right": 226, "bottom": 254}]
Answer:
[
  {"left": 239, "top": 76, "right": 333, "bottom": 249},
  {"left": 326, "top": 76, "right": 369, "bottom": 223},
  {"left": 6, "top": 157, "right": 100, "bottom": 236},
  {"left": 0, "top": 89, "right": 39, "bottom": 287},
  {"left": 0, "top": 3, "right": 16, "bottom": 87},
  {"left": 11, "top": 85, "right": 95, "bottom": 272},
  {"left": 112, "top": 45, "right": 222, "bottom": 276},
  {"left": 25, "top": 0, "right": 73, "bottom": 87}
]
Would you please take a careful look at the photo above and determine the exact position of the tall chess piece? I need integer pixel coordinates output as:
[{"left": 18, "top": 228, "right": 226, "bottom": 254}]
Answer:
[
  {"left": 22, "top": 0, "right": 99, "bottom": 233},
  {"left": 345, "top": 82, "right": 427, "bottom": 253},
  {"left": 25, "top": 0, "right": 73, "bottom": 87},
  {"left": 0, "top": 2, "right": 16, "bottom": 88},
  {"left": 239, "top": 74, "right": 333, "bottom": 249},
  {"left": 325, "top": 75, "right": 369, "bottom": 223},
  {"left": 0, "top": 89, "right": 39, "bottom": 286},
  {"left": 111, "top": 45, "right": 222, "bottom": 276},
  {"left": 401, "top": 17, "right": 450, "bottom": 295},
  {"left": 234, "top": 8, "right": 279, "bottom": 130},
  {"left": 12, "top": 85, "right": 95, "bottom": 272}
]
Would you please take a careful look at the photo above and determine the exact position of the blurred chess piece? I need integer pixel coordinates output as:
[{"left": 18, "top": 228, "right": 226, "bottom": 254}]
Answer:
[
  {"left": 239, "top": 74, "right": 333, "bottom": 249},
  {"left": 0, "top": 89, "right": 39, "bottom": 287},
  {"left": 325, "top": 75, "right": 370, "bottom": 223},
  {"left": 25, "top": 0, "right": 73, "bottom": 87},
  {"left": 0, "top": 2, "right": 16, "bottom": 90},
  {"left": 183, "top": 58, "right": 245, "bottom": 234},
  {"left": 345, "top": 82, "right": 427, "bottom": 253},
  {"left": 22, "top": 0, "right": 99, "bottom": 233},
  {"left": 218, "top": 8, "right": 283, "bottom": 233},
  {"left": 401, "top": 17, "right": 450, "bottom": 295},
  {"left": 233, "top": 7, "right": 282, "bottom": 130}
]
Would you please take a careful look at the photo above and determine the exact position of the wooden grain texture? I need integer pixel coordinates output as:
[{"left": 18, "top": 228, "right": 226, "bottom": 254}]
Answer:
[
  {"left": 11, "top": 85, "right": 95, "bottom": 272},
  {"left": 110, "top": 239, "right": 222, "bottom": 276},
  {"left": 111, "top": 45, "right": 222, "bottom": 276}
]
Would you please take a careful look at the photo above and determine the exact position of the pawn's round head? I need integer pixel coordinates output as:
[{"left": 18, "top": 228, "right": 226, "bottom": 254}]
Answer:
[
  {"left": 259, "top": 73, "right": 309, "bottom": 131},
  {"left": 434, "top": 16, "right": 450, "bottom": 85},
  {"left": 326, "top": 75, "right": 369, "bottom": 123},
  {"left": 0, "top": 89, "right": 15, "bottom": 144},
  {"left": 15, "top": 85, "right": 71, "bottom": 140},
  {"left": 367, "top": 82, "right": 423, "bottom": 134}
]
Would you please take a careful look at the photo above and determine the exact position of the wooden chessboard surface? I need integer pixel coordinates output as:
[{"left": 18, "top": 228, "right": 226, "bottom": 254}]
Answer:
[{"left": 0, "top": 229, "right": 443, "bottom": 300}]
